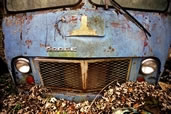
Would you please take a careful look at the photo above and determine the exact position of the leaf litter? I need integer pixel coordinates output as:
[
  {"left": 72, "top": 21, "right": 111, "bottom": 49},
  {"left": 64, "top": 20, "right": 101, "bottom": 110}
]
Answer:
[{"left": 0, "top": 77, "right": 171, "bottom": 114}]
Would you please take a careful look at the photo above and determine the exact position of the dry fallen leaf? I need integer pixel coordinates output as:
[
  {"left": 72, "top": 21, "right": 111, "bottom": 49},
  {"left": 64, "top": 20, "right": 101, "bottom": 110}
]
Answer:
[
  {"left": 1, "top": 73, "right": 171, "bottom": 113},
  {"left": 159, "top": 81, "right": 171, "bottom": 91}
]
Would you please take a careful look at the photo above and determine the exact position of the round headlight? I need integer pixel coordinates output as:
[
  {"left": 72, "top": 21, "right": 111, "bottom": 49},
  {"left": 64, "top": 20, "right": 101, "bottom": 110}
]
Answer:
[
  {"left": 15, "top": 58, "right": 30, "bottom": 73},
  {"left": 141, "top": 58, "right": 158, "bottom": 75}
]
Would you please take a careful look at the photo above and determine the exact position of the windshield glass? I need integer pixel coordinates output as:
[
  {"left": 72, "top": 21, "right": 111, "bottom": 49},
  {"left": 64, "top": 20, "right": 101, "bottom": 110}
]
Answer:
[
  {"left": 90, "top": 0, "right": 168, "bottom": 11},
  {"left": 6, "top": 0, "right": 81, "bottom": 11}
]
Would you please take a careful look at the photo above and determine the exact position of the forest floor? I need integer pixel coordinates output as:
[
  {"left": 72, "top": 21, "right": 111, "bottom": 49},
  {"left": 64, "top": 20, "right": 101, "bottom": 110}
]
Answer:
[{"left": 0, "top": 61, "right": 171, "bottom": 114}]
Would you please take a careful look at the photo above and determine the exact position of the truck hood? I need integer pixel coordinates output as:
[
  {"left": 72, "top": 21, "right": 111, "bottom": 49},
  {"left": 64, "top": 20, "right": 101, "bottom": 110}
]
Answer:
[{"left": 2, "top": 9, "right": 171, "bottom": 69}]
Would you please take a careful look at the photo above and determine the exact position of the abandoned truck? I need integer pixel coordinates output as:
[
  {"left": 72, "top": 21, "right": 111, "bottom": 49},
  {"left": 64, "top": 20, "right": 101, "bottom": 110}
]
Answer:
[{"left": 1, "top": 0, "right": 171, "bottom": 101}]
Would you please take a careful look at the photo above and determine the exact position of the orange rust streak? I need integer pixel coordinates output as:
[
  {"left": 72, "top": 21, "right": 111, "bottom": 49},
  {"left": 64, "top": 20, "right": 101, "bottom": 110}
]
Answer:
[
  {"left": 40, "top": 43, "right": 50, "bottom": 48},
  {"left": 5, "top": 18, "right": 13, "bottom": 26},
  {"left": 111, "top": 22, "right": 120, "bottom": 28}
]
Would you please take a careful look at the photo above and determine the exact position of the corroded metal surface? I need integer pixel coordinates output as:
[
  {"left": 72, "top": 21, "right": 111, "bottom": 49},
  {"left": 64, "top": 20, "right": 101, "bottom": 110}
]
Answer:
[
  {"left": 71, "top": 15, "right": 97, "bottom": 36},
  {"left": 35, "top": 58, "right": 130, "bottom": 92},
  {"left": 2, "top": 0, "right": 171, "bottom": 86}
]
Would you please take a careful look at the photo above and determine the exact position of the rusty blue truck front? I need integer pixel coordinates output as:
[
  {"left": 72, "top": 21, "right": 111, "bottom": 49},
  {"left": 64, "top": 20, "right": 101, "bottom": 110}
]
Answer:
[{"left": 2, "top": 0, "right": 171, "bottom": 101}]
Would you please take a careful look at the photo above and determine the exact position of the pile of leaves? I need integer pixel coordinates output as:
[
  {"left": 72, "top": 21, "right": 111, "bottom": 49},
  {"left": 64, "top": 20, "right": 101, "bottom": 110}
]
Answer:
[
  {"left": 1, "top": 81, "right": 171, "bottom": 113},
  {"left": 160, "top": 69, "right": 171, "bottom": 84},
  {"left": 0, "top": 73, "right": 16, "bottom": 110},
  {"left": 1, "top": 85, "right": 49, "bottom": 113},
  {"left": 93, "top": 82, "right": 171, "bottom": 113},
  {"left": 160, "top": 60, "right": 171, "bottom": 84}
]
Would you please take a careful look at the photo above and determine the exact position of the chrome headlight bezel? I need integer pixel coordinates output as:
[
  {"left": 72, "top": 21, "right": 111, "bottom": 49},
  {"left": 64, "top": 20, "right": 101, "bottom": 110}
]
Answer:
[
  {"left": 140, "top": 58, "right": 158, "bottom": 75},
  {"left": 15, "top": 58, "right": 31, "bottom": 74}
]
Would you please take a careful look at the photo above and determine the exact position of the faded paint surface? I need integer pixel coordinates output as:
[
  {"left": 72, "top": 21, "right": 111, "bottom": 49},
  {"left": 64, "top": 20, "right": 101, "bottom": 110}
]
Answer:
[{"left": 2, "top": 0, "right": 171, "bottom": 85}]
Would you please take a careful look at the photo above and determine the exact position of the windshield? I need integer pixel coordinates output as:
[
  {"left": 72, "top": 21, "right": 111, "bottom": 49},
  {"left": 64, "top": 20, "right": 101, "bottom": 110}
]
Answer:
[
  {"left": 90, "top": 0, "right": 168, "bottom": 11},
  {"left": 6, "top": 0, "right": 81, "bottom": 11}
]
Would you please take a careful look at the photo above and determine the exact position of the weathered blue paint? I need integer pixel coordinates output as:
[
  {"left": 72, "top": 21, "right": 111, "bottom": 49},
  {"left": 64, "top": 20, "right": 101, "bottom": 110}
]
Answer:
[
  {"left": 51, "top": 92, "right": 101, "bottom": 102},
  {"left": 2, "top": 0, "right": 171, "bottom": 101}
]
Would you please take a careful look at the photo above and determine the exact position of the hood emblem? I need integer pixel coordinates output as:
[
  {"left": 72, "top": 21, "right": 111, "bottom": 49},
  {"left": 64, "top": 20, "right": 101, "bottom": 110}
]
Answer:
[{"left": 71, "top": 15, "right": 97, "bottom": 36}]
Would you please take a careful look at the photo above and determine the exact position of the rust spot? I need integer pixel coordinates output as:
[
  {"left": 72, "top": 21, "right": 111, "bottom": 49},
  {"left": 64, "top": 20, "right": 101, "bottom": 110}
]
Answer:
[
  {"left": 5, "top": 18, "right": 13, "bottom": 26},
  {"left": 143, "top": 38, "right": 148, "bottom": 51},
  {"left": 104, "top": 46, "right": 115, "bottom": 52},
  {"left": 111, "top": 22, "right": 120, "bottom": 28},
  {"left": 111, "top": 22, "right": 128, "bottom": 32},
  {"left": 109, "top": 46, "right": 115, "bottom": 51},
  {"left": 127, "top": 24, "right": 131, "bottom": 29},
  {"left": 144, "top": 40, "right": 148, "bottom": 47},
  {"left": 159, "top": 13, "right": 168, "bottom": 18},
  {"left": 25, "top": 40, "right": 32, "bottom": 48},
  {"left": 26, "top": 15, "right": 33, "bottom": 24},
  {"left": 40, "top": 43, "right": 50, "bottom": 48},
  {"left": 71, "top": 16, "right": 77, "bottom": 21},
  {"left": 138, "top": 31, "right": 148, "bottom": 51},
  {"left": 94, "top": 18, "right": 98, "bottom": 23},
  {"left": 15, "top": 16, "right": 25, "bottom": 25},
  {"left": 68, "top": 16, "right": 78, "bottom": 23}
]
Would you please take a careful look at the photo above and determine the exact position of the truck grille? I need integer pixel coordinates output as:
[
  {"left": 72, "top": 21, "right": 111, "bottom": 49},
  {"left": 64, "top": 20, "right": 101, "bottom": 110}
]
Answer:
[
  {"left": 39, "top": 62, "right": 82, "bottom": 90},
  {"left": 36, "top": 58, "right": 131, "bottom": 92}
]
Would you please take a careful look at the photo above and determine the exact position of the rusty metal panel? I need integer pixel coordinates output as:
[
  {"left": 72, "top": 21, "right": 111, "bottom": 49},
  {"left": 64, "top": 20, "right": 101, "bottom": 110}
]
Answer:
[
  {"left": 39, "top": 62, "right": 82, "bottom": 90},
  {"left": 34, "top": 58, "right": 130, "bottom": 92},
  {"left": 2, "top": 0, "right": 171, "bottom": 86},
  {"left": 87, "top": 59, "right": 130, "bottom": 90}
]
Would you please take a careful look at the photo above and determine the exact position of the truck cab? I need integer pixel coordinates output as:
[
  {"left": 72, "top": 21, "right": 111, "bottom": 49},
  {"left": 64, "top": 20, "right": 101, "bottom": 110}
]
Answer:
[{"left": 2, "top": 0, "right": 171, "bottom": 101}]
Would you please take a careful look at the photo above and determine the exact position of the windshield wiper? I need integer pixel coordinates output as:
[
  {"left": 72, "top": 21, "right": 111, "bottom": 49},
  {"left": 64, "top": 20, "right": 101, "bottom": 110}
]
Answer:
[{"left": 109, "top": 0, "right": 151, "bottom": 38}]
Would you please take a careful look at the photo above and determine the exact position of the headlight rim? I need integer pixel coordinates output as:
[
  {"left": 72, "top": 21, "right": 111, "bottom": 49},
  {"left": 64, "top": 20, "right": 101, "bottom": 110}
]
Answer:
[
  {"left": 140, "top": 58, "right": 158, "bottom": 75},
  {"left": 15, "top": 57, "right": 31, "bottom": 74}
]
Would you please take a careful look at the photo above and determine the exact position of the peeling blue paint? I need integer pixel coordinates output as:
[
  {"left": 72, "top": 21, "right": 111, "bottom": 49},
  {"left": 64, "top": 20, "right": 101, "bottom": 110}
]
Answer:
[{"left": 2, "top": 0, "right": 171, "bottom": 88}]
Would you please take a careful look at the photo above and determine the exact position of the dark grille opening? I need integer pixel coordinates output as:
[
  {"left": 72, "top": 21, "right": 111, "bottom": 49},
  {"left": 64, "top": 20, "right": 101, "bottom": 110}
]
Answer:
[
  {"left": 87, "top": 60, "right": 130, "bottom": 90},
  {"left": 39, "top": 62, "right": 82, "bottom": 90},
  {"left": 37, "top": 58, "right": 131, "bottom": 92}
]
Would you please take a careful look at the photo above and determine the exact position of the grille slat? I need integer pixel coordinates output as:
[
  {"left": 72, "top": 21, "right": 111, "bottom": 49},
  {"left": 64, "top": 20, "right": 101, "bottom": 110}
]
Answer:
[{"left": 37, "top": 58, "right": 130, "bottom": 92}]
